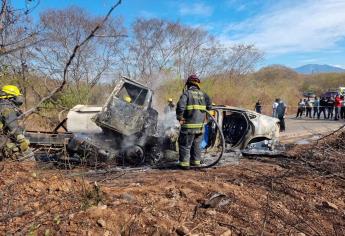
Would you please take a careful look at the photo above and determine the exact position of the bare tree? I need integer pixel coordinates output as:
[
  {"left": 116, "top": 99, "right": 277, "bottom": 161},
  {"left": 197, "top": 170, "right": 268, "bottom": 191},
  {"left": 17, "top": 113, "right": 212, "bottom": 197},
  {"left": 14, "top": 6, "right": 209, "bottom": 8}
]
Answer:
[
  {"left": 32, "top": 6, "right": 126, "bottom": 91},
  {"left": 0, "top": 0, "right": 42, "bottom": 109},
  {"left": 21, "top": 0, "right": 123, "bottom": 116},
  {"left": 120, "top": 18, "right": 263, "bottom": 87},
  {"left": 223, "top": 44, "right": 263, "bottom": 79},
  {"left": 0, "top": 0, "right": 124, "bottom": 156},
  {"left": 0, "top": 0, "right": 40, "bottom": 57},
  {"left": 121, "top": 19, "right": 222, "bottom": 85},
  {"left": 1, "top": 2, "right": 262, "bottom": 110}
]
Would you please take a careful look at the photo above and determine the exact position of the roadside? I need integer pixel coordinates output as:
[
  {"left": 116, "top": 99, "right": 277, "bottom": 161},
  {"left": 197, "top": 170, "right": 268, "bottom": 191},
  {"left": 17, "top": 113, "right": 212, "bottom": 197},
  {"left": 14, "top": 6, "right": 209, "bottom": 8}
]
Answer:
[
  {"left": 1, "top": 128, "right": 344, "bottom": 235},
  {"left": 280, "top": 116, "right": 344, "bottom": 143}
]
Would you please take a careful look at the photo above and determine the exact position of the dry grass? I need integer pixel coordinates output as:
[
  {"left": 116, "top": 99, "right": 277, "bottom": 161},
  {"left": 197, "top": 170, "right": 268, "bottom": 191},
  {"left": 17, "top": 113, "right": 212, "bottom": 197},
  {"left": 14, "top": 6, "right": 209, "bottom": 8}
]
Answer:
[
  {"left": 155, "top": 67, "right": 345, "bottom": 115},
  {"left": 2, "top": 67, "right": 345, "bottom": 123}
]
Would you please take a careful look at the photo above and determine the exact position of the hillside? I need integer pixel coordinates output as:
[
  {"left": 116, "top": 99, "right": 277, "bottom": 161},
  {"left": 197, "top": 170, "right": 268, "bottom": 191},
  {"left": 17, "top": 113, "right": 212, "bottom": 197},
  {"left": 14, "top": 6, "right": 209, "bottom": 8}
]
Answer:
[{"left": 294, "top": 64, "right": 345, "bottom": 74}]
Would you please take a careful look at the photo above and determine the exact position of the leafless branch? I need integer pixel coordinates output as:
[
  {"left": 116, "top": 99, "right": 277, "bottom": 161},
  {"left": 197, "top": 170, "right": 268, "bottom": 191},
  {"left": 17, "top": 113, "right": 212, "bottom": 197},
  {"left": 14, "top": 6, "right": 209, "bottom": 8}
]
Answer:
[
  {"left": 19, "top": 0, "right": 122, "bottom": 118},
  {"left": 316, "top": 124, "right": 345, "bottom": 144}
]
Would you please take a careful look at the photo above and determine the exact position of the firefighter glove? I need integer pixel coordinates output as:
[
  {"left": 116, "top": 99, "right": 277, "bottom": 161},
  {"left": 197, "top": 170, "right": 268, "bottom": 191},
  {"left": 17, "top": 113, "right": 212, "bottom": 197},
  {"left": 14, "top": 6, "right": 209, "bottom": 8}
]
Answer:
[{"left": 16, "top": 134, "right": 30, "bottom": 152}]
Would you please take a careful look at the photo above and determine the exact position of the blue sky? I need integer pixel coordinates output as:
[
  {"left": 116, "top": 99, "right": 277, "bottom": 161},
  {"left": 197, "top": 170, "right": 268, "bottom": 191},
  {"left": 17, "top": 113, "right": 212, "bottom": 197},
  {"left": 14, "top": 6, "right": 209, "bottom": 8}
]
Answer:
[{"left": 14, "top": 0, "right": 345, "bottom": 69}]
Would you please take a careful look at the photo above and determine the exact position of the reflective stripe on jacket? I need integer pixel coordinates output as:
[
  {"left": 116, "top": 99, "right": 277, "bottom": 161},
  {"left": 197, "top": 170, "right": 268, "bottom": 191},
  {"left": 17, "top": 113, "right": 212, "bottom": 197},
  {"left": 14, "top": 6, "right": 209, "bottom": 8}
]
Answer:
[
  {"left": 0, "top": 99, "right": 22, "bottom": 136},
  {"left": 176, "top": 86, "right": 212, "bottom": 134}
]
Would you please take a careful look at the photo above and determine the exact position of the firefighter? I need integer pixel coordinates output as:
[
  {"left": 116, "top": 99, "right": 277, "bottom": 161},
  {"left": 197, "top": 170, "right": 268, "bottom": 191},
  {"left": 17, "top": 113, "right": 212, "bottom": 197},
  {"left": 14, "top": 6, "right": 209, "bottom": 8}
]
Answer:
[
  {"left": 176, "top": 74, "right": 212, "bottom": 169},
  {"left": 123, "top": 95, "right": 132, "bottom": 103},
  {"left": 0, "top": 85, "right": 30, "bottom": 160},
  {"left": 164, "top": 98, "right": 175, "bottom": 114}
]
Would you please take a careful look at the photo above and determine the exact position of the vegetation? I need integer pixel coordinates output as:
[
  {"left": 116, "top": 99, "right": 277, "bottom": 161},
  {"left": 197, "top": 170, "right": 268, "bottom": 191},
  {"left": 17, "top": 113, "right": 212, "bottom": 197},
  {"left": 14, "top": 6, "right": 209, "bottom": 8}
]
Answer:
[
  {"left": 157, "top": 66, "right": 345, "bottom": 114},
  {"left": 1, "top": 0, "right": 345, "bottom": 123},
  {"left": 1, "top": 2, "right": 345, "bottom": 235}
]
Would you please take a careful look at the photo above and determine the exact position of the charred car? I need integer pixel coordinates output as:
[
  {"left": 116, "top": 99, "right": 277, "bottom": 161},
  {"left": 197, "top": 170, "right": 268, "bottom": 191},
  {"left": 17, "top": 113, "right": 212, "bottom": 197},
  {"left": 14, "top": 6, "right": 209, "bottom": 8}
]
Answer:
[
  {"left": 211, "top": 106, "right": 280, "bottom": 155},
  {"left": 26, "top": 77, "right": 281, "bottom": 166}
]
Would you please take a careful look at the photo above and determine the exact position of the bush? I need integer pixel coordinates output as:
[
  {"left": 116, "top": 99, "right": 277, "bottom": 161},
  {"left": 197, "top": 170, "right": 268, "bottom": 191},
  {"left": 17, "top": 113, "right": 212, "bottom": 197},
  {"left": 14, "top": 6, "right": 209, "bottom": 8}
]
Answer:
[{"left": 154, "top": 67, "right": 344, "bottom": 115}]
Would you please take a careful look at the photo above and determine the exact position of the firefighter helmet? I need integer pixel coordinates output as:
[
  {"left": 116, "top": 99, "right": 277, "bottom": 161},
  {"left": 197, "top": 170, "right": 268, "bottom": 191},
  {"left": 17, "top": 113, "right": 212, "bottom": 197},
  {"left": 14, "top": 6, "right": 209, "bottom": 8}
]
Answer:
[
  {"left": 1, "top": 85, "right": 22, "bottom": 97},
  {"left": 123, "top": 95, "right": 132, "bottom": 103},
  {"left": 186, "top": 74, "right": 200, "bottom": 87}
]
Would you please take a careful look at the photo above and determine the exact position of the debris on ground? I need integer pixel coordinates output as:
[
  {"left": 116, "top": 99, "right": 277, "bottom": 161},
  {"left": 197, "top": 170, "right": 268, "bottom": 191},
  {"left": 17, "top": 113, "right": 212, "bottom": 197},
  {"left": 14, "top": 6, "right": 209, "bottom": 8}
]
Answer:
[
  {"left": 1, "top": 130, "right": 345, "bottom": 235},
  {"left": 201, "top": 193, "right": 231, "bottom": 209}
]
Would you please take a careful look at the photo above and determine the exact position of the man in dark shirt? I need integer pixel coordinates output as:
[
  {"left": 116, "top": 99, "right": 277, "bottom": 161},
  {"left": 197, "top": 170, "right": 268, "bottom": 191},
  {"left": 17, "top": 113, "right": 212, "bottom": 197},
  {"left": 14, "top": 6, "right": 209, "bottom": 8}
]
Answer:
[
  {"left": 254, "top": 100, "right": 262, "bottom": 114},
  {"left": 276, "top": 99, "right": 286, "bottom": 132},
  {"left": 327, "top": 97, "right": 334, "bottom": 119},
  {"left": 318, "top": 97, "right": 327, "bottom": 119}
]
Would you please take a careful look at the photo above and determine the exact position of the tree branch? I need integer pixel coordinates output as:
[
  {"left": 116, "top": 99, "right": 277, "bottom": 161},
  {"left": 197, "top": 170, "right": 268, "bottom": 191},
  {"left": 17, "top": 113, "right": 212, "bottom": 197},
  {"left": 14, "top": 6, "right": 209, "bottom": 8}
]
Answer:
[{"left": 19, "top": 0, "right": 122, "bottom": 118}]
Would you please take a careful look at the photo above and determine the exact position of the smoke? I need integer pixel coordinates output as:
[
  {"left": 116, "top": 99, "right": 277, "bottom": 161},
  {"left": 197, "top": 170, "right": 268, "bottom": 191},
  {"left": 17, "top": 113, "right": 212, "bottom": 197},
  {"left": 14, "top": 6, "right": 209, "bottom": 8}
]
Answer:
[
  {"left": 147, "top": 70, "right": 183, "bottom": 111},
  {"left": 143, "top": 70, "right": 181, "bottom": 141},
  {"left": 158, "top": 111, "right": 179, "bottom": 130},
  {"left": 157, "top": 110, "right": 180, "bottom": 143},
  {"left": 148, "top": 70, "right": 179, "bottom": 91}
]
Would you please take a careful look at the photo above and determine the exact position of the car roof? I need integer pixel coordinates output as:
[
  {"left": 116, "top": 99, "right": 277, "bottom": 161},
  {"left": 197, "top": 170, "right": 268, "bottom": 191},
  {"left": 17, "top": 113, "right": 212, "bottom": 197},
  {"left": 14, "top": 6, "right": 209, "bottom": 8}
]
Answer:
[
  {"left": 121, "top": 76, "right": 152, "bottom": 91},
  {"left": 213, "top": 105, "right": 250, "bottom": 112}
]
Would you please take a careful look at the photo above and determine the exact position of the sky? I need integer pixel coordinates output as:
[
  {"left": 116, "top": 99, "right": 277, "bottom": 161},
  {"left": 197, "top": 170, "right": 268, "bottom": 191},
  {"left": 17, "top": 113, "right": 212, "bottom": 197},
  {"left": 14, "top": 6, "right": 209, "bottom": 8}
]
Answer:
[{"left": 13, "top": 0, "right": 345, "bottom": 69}]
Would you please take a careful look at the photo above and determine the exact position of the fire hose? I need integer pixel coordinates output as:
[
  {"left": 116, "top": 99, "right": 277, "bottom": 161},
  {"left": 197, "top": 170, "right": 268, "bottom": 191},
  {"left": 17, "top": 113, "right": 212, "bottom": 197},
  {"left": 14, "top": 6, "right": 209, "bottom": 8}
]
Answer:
[{"left": 190, "top": 109, "right": 226, "bottom": 169}]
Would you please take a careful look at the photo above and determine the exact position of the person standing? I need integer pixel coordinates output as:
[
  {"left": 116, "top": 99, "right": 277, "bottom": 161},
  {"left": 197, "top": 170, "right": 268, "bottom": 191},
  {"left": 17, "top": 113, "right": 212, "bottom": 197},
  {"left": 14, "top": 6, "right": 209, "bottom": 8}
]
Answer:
[
  {"left": 176, "top": 74, "right": 212, "bottom": 169},
  {"left": 272, "top": 99, "right": 279, "bottom": 117},
  {"left": 318, "top": 97, "right": 327, "bottom": 119},
  {"left": 327, "top": 97, "right": 334, "bottom": 119},
  {"left": 334, "top": 95, "right": 341, "bottom": 121},
  {"left": 164, "top": 98, "right": 175, "bottom": 114},
  {"left": 340, "top": 96, "right": 345, "bottom": 119},
  {"left": 254, "top": 100, "right": 262, "bottom": 114},
  {"left": 312, "top": 97, "right": 320, "bottom": 119},
  {"left": 305, "top": 98, "right": 313, "bottom": 118},
  {"left": 276, "top": 98, "right": 287, "bottom": 132},
  {"left": 0, "top": 85, "right": 30, "bottom": 159},
  {"left": 296, "top": 99, "right": 305, "bottom": 118}
]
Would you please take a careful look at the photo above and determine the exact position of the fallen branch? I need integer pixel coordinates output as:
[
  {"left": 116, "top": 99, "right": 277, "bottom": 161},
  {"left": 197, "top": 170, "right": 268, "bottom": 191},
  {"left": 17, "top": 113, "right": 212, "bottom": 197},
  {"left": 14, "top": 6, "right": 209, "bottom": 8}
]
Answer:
[
  {"left": 260, "top": 193, "right": 270, "bottom": 236},
  {"left": 97, "top": 172, "right": 126, "bottom": 183},
  {"left": 316, "top": 124, "right": 345, "bottom": 144}
]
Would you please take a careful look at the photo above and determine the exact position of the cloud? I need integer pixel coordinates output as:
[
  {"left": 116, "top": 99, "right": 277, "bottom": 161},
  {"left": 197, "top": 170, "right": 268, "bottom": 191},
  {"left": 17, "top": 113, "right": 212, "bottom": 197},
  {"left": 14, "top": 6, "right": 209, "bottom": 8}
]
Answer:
[
  {"left": 330, "top": 64, "right": 345, "bottom": 69},
  {"left": 179, "top": 2, "right": 213, "bottom": 17},
  {"left": 138, "top": 10, "right": 156, "bottom": 18},
  {"left": 223, "top": 0, "right": 345, "bottom": 54},
  {"left": 225, "top": 0, "right": 248, "bottom": 11},
  {"left": 299, "top": 58, "right": 321, "bottom": 64}
]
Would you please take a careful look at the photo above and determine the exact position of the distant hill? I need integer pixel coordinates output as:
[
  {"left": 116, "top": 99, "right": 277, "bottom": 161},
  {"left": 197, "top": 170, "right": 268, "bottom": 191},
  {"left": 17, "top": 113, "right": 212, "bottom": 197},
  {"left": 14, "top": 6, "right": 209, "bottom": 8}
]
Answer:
[
  {"left": 254, "top": 65, "right": 298, "bottom": 81},
  {"left": 294, "top": 64, "right": 345, "bottom": 74}
]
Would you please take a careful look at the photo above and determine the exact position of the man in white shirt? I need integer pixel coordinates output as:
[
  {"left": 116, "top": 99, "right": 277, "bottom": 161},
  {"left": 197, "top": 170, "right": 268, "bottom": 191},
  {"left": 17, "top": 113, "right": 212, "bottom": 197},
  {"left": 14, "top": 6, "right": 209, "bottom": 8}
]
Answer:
[
  {"left": 272, "top": 99, "right": 279, "bottom": 117},
  {"left": 296, "top": 99, "right": 305, "bottom": 118}
]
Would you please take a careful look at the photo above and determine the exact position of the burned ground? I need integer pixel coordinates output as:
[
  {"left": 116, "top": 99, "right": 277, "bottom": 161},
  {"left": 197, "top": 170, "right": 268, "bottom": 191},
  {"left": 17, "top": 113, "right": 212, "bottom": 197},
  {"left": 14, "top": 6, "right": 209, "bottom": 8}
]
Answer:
[{"left": 0, "top": 131, "right": 345, "bottom": 235}]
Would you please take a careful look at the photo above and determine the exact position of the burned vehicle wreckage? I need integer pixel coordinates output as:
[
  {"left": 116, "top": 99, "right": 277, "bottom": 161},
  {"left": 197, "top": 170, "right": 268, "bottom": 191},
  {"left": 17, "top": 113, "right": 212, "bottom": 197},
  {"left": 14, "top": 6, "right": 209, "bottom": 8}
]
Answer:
[{"left": 25, "top": 77, "right": 281, "bottom": 168}]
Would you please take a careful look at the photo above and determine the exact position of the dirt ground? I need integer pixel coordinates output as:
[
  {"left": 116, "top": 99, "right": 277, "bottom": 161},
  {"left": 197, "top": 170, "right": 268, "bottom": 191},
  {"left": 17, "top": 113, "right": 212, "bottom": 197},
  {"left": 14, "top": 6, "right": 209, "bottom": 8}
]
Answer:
[{"left": 1, "top": 132, "right": 345, "bottom": 235}]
